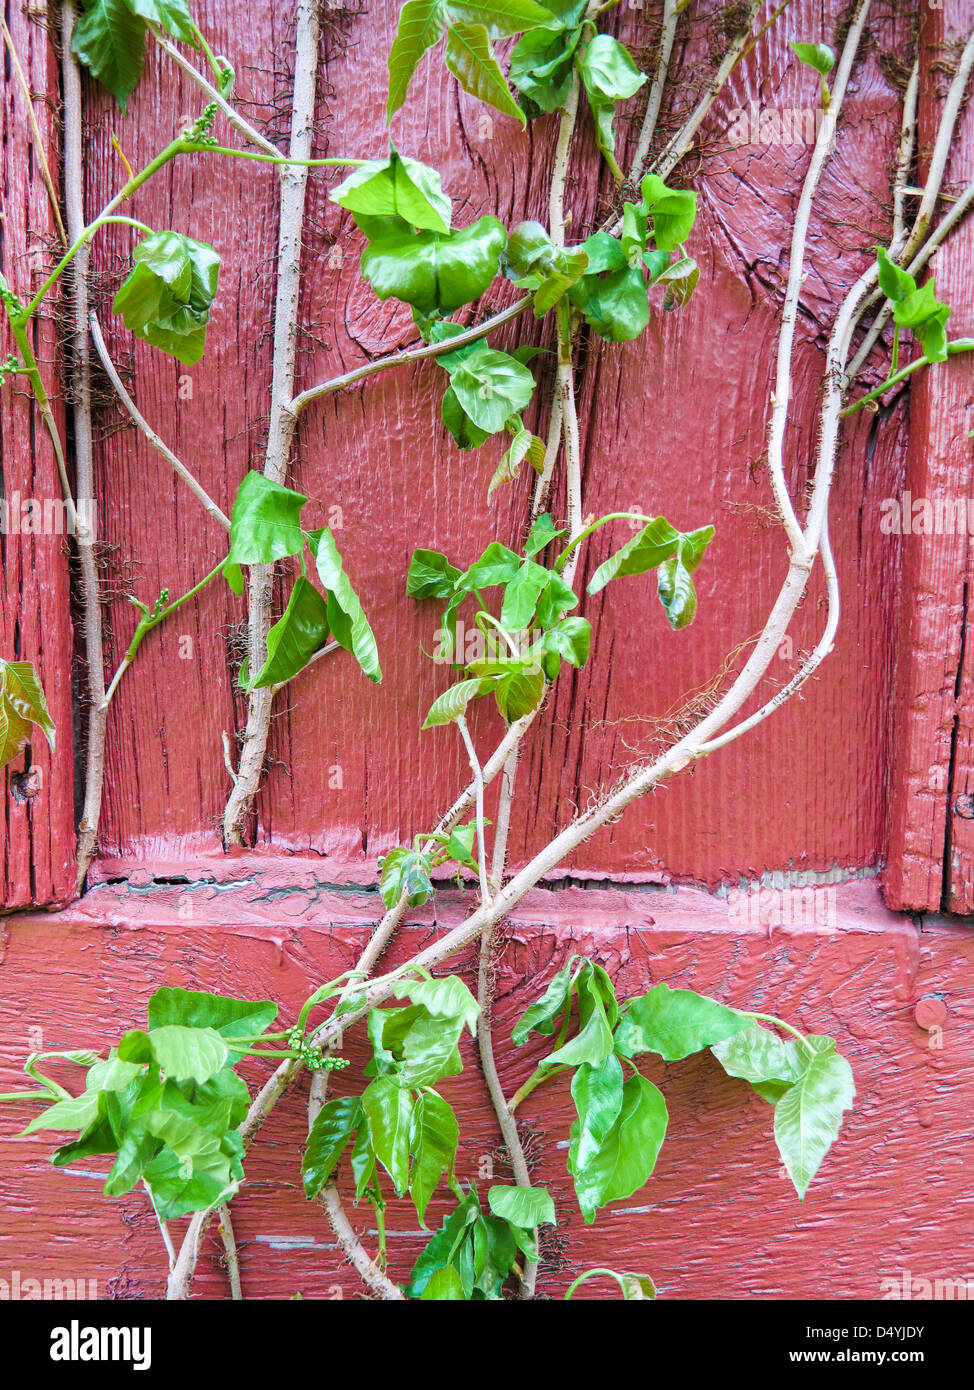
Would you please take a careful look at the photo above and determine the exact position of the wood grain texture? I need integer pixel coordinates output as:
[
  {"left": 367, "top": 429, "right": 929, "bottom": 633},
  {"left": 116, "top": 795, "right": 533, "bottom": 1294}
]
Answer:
[
  {"left": 0, "top": 881, "right": 969, "bottom": 1300},
  {"left": 884, "top": 6, "right": 974, "bottom": 913},
  {"left": 75, "top": 0, "right": 917, "bottom": 891},
  {"left": 0, "top": 0, "right": 76, "bottom": 909}
]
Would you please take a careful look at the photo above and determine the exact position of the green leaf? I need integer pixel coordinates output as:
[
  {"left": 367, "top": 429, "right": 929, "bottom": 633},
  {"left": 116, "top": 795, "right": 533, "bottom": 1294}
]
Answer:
[
  {"left": 445, "top": 21, "right": 526, "bottom": 124},
  {"left": 390, "top": 975, "right": 480, "bottom": 1033},
  {"left": 790, "top": 40, "right": 836, "bottom": 77},
  {"left": 579, "top": 34, "right": 646, "bottom": 172},
  {"left": 569, "top": 265, "right": 649, "bottom": 342},
  {"left": 0, "top": 660, "right": 55, "bottom": 767},
  {"left": 639, "top": 174, "right": 698, "bottom": 253},
  {"left": 512, "top": 956, "right": 579, "bottom": 1043},
  {"left": 360, "top": 215, "right": 506, "bottom": 316},
  {"left": 544, "top": 975, "right": 615, "bottom": 1067},
  {"left": 129, "top": 0, "right": 196, "bottom": 43},
  {"left": 492, "top": 661, "right": 545, "bottom": 721},
  {"left": 407, "top": 1191, "right": 480, "bottom": 1297},
  {"left": 893, "top": 277, "right": 952, "bottom": 363},
  {"left": 615, "top": 983, "right": 746, "bottom": 1062},
  {"left": 244, "top": 576, "right": 330, "bottom": 690},
  {"left": 509, "top": 24, "right": 583, "bottom": 115},
  {"left": 569, "top": 1053, "right": 625, "bottom": 1172},
  {"left": 406, "top": 548, "right": 462, "bottom": 599},
  {"left": 410, "top": 1091, "right": 460, "bottom": 1226},
  {"left": 19, "top": 1091, "right": 101, "bottom": 1136},
  {"left": 310, "top": 528, "right": 382, "bottom": 684},
  {"left": 147, "top": 987, "right": 277, "bottom": 1040},
  {"left": 570, "top": 1072, "right": 668, "bottom": 1223},
  {"left": 420, "top": 1265, "right": 467, "bottom": 1299},
  {"left": 449, "top": 346, "right": 535, "bottom": 434},
  {"left": 487, "top": 1183, "right": 556, "bottom": 1227},
  {"left": 361, "top": 1076, "right": 414, "bottom": 1194},
  {"left": 446, "top": 0, "right": 554, "bottom": 38},
  {"left": 112, "top": 230, "right": 220, "bottom": 365},
  {"left": 422, "top": 676, "right": 495, "bottom": 727},
  {"left": 387, "top": 0, "right": 446, "bottom": 119},
  {"left": 622, "top": 1272, "right": 656, "bottom": 1299},
  {"left": 524, "top": 513, "right": 567, "bottom": 557},
  {"left": 443, "top": 385, "right": 493, "bottom": 450},
  {"left": 370, "top": 1006, "right": 464, "bottom": 1088},
  {"left": 460, "top": 541, "right": 522, "bottom": 590},
  {"left": 657, "top": 255, "right": 700, "bottom": 310},
  {"left": 500, "top": 560, "right": 551, "bottom": 629},
  {"left": 72, "top": 0, "right": 147, "bottom": 110},
  {"left": 536, "top": 570, "right": 578, "bottom": 628},
  {"left": 774, "top": 1043, "right": 855, "bottom": 1200},
  {"left": 542, "top": 615, "right": 590, "bottom": 668},
  {"left": 143, "top": 1025, "right": 229, "bottom": 1084},
  {"left": 656, "top": 526, "right": 714, "bottom": 630},
  {"left": 875, "top": 246, "right": 915, "bottom": 304},
  {"left": 349, "top": 1122, "right": 376, "bottom": 1199},
  {"left": 377, "top": 846, "right": 435, "bottom": 909},
  {"left": 226, "top": 472, "right": 307, "bottom": 567},
  {"left": 331, "top": 148, "right": 452, "bottom": 234},
  {"left": 711, "top": 1023, "right": 805, "bottom": 1104},
  {"left": 302, "top": 1096, "right": 362, "bottom": 1199},
  {"left": 587, "top": 516, "right": 681, "bottom": 594}
]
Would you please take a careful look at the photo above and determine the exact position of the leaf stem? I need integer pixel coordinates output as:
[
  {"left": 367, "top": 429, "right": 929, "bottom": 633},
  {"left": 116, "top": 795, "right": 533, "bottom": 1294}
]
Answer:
[{"left": 554, "top": 512, "right": 654, "bottom": 572}]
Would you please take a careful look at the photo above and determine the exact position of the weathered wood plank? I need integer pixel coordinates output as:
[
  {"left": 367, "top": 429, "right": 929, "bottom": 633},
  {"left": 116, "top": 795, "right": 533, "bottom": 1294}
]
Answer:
[
  {"left": 0, "top": 882, "right": 968, "bottom": 1299},
  {"left": 0, "top": 0, "right": 76, "bottom": 909}
]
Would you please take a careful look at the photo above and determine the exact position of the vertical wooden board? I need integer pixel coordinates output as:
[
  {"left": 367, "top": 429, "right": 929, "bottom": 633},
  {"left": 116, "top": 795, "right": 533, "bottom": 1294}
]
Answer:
[
  {"left": 884, "top": 7, "right": 974, "bottom": 913},
  {"left": 82, "top": 1, "right": 910, "bottom": 890},
  {"left": 0, "top": 883, "right": 971, "bottom": 1299},
  {"left": 0, "top": 1, "right": 76, "bottom": 908}
]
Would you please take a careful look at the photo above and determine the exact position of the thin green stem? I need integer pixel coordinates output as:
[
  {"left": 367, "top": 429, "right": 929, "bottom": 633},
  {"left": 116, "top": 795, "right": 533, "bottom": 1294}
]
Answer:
[
  {"left": 743, "top": 1012, "right": 807, "bottom": 1044},
  {"left": 509, "top": 1064, "right": 568, "bottom": 1112},
  {"left": 889, "top": 322, "right": 900, "bottom": 376},
  {"left": 564, "top": 1267, "right": 630, "bottom": 1300},
  {"left": 19, "top": 216, "right": 153, "bottom": 323},
  {"left": 842, "top": 338, "right": 974, "bottom": 417},
  {"left": 554, "top": 512, "right": 655, "bottom": 572},
  {"left": 475, "top": 610, "right": 522, "bottom": 660},
  {"left": 124, "top": 559, "right": 226, "bottom": 664},
  {"left": 191, "top": 145, "right": 365, "bottom": 169}
]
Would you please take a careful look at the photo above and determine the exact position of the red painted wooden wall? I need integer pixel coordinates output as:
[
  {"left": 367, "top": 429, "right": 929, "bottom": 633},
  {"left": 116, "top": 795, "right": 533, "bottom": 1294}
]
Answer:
[{"left": 1, "top": 0, "right": 973, "bottom": 1300}]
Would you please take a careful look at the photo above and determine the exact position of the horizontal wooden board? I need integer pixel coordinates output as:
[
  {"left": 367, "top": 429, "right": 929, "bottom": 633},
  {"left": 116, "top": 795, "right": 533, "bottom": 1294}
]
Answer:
[{"left": 0, "top": 882, "right": 970, "bottom": 1299}]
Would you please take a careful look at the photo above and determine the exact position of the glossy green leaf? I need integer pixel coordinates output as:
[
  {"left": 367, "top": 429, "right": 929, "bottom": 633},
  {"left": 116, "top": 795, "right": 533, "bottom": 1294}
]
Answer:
[
  {"left": 447, "top": 0, "right": 553, "bottom": 38},
  {"left": 639, "top": 173, "right": 698, "bottom": 253},
  {"left": 370, "top": 1006, "right": 464, "bottom": 1089},
  {"left": 544, "top": 976, "right": 614, "bottom": 1067},
  {"left": 790, "top": 40, "right": 836, "bottom": 76},
  {"left": 387, "top": 0, "right": 446, "bottom": 119},
  {"left": 72, "top": 0, "right": 147, "bottom": 109},
  {"left": 361, "top": 1076, "right": 414, "bottom": 1194},
  {"left": 147, "top": 987, "right": 277, "bottom": 1040},
  {"left": 893, "top": 277, "right": 951, "bottom": 363},
  {"left": 310, "top": 528, "right": 382, "bottom": 684},
  {"left": 390, "top": 975, "right": 480, "bottom": 1033},
  {"left": 875, "top": 246, "right": 915, "bottom": 304},
  {"left": 377, "top": 846, "right": 435, "bottom": 909},
  {"left": 460, "top": 541, "right": 522, "bottom": 590},
  {"left": 615, "top": 983, "right": 746, "bottom": 1061},
  {"left": 244, "top": 576, "right": 330, "bottom": 690},
  {"left": 360, "top": 215, "right": 506, "bottom": 316},
  {"left": 568, "top": 1052, "right": 625, "bottom": 1172},
  {"left": 302, "top": 1096, "right": 362, "bottom": 1199},
  {"left": 500, "top": 560, "right": 551, "bottom": 629},
  {"left": 143, "top": 1025, "right": 229, "bottom": 1084},
  {"left": 579, "top": 34, "right": 646, "bottom": 172},
  {"left": 420, "top": 1265, "right": 467, "bottom": 1299},
  {"left": 587, "top": 516, "right": 681, "bottom": 594},
  {"left": 410, "top": 1091, "right": 460, "bottom": 1226},
  {"left": 656, "top": 526, "right": 714, "bottom": 629},
  {"left": 331, "top": 148, "right": 452, "bottom": 233},
  {"left": 487, "top": 1183, "right": 555, "bottom": 1227},
  {"left": 509, "top": 23, "right": 582, "bottom": 116},
  {"left": 774, "top": 1042, "right": 855, "bottom": 1200},
  {"left": 449, "top": 346, "right": 535, "bottom": 434},
  {"left": 422, "top": 675, "right": 496, "bottom": 728},
  {"left": 542, "top": 615, "right": 590, "bottom": 667},
  {"left": 113, "top": 230, "right": 220, "bottom": 365},
  {"left": 570, "top": 1071, "right": 668, "bottom": 1224},
  {"left": 511, "top": 956, "right": 580, "bottom": 1043},
  {"left": 226, "top": 472, "right": 307, "bottom": 566},
  {"left": 711, "top": 1023, "right": 805, "bottom": 1104},
  {"left": 445, "top": 21, "right": 526, "bottom": 124},
  {"left": 658, "top": 255, "right": 700, "bottom": 310},
  {"left": 569, "top": 265, "right": 649, "bottom": 342},
  {"left": 406, "top": 548, "right": 463, "bottom": 599},
  {"left": 406, "top": 1191, "right": 480, "bottom": 1297},
  {"left": 19, "top": 1091, "right": 101, "bottom": 1136},
  {"left": 524, "top": 513, "right": 568, "bottom": 557}
]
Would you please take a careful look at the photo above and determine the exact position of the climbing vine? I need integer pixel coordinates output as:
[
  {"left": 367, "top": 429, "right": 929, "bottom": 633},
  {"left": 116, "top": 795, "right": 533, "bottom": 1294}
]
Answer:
[{"left": 2, "top": 0, "right": 974, "bottom": 1299}]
